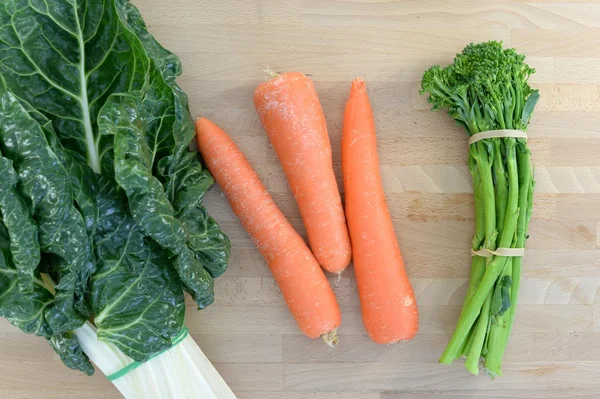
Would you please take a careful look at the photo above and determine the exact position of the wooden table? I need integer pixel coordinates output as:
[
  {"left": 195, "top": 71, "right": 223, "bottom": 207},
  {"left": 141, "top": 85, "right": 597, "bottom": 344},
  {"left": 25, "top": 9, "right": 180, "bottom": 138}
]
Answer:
[{"left": 3, "top": 0, "right": 600, "bottom": 398}]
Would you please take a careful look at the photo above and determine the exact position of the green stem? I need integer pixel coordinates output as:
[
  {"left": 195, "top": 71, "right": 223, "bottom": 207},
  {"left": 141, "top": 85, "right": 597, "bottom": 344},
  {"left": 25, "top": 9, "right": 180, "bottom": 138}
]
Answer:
[
  {"left": 440, "top": 141, "right": 497, "bottom": 363},
  {"left": 483, "top": 140, "right": 526, "bottom": 375},
  {"left": 466, "top": 138, "right": 514, "bottom": 375},
  {"left": 504, "top": 84, "right": 516, "bottom": 130},
  {"left": 440, "top": 255, "right": 509, "bottom": 362},
  {"left": 495, "top": 99, "right": 507, "bottom": 129},
  {"left": 496, "top": 139, "right": 520, "bottom": 248},
  {"left": 464, "top": 157, "right": 487, "bottom": 307},
  {"left": 476, "top": 142, "right": 497, "bottom": 252},
  {"left": 479, "top": 137, "right": 511, "bottom": 375},
  {"left": 471, "top": 156, "right": 486, "bottom": 252},
  {"left": 507, "top": 170, "right": 532, "bottom": 338},
  {"left": 440, "top": 139, "right": 522, "bottom": 364},
  {"left": 486, "top": 147, "right": 533, "bottom": 374},
  {"left": 493, "top": 140, "right": 508, "bottom": 236},
  {"left": 465, "top": 257, "right": 486, "bottom": 308},
  {"left": 457, "top": 159, "right": 487, "bottom": 363},
  {"left": 461, "top": 324, "right": 476, "bottom": 358},
  {"left": 507, "top": 256, "right": 521, "bottom": 339},
  {"left": 465, "top": 291, "right": 492, "bottom": 375},
  {"left": 514, "top": 83, "right": 524, "bottom": 123},
  {"left": 483, "top": 258, "right": 513, "bottom": 377}
]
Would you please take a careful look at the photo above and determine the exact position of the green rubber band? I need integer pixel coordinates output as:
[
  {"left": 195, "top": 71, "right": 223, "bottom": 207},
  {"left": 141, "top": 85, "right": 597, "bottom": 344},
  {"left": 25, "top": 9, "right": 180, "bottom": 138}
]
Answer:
[{"left": 107, "top": 327, "right": 189, "bottom": 381}]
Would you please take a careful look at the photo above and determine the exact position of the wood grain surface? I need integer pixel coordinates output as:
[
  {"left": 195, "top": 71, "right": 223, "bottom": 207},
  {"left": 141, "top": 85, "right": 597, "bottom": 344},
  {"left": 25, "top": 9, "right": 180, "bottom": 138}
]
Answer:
[{"left": 2, "top": 0, "right": 600, "bottom": 398}]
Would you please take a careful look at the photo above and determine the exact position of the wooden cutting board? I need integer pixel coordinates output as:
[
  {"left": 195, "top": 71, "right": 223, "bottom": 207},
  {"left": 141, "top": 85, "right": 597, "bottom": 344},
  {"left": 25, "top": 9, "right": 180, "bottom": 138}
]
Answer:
[{"left": 2, "top": 1, "right": 600, "bottom": 398}]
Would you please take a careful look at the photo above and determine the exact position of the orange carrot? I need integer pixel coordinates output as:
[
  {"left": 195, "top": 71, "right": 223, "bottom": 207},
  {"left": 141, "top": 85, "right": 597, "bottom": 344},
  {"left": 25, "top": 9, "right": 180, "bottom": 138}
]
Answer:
[
  {"left": 254, "top": 72, "right": 351, "bottom": 274},
  {"left": 196, "top": 117, "right": 341, "bottom": 344},
  {"left": 342, "top": 78, "right": 419, "bottom": 343}
]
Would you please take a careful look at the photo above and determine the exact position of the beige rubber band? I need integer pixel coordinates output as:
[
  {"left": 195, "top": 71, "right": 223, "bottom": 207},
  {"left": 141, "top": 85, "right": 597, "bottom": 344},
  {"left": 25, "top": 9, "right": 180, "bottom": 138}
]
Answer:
[
  {"left": 471, "top": 248, "right": 525, "bottom": 258},
  {"left": 469, "top": 129, "right": 527, "bottom": 145}
]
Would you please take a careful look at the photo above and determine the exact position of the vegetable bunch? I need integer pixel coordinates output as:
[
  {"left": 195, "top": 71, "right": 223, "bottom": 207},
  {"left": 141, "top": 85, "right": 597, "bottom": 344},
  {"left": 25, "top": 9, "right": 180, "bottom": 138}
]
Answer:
[
  {"left": 420, "top": 41, "right": 539, "bottom": 376},
  {"left": 0, "top": 0, "right": 229, "bottom": 376}
]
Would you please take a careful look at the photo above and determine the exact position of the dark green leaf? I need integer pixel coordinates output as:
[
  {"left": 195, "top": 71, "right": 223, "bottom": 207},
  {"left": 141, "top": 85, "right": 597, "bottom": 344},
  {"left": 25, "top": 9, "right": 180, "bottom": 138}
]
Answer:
[
  {"left": 47, "top": 331, "right": 94, "bottom": 376},
  {"left": 0, "top": 0, "right": 149, "bottom": 175},
  {"left": 184, "top": 205, "right": 230, "bottom": 278},
  {"left": 0, "top": 227, "right": 93, "bottom": 374},
  {"left": 49, "top": 143, "right": 187, "bottom": 361},
  {"left": 0, "top": 88, "right": 95, "bottom": 333},
  {"left": 0, "top": 240, "right": 52, "bottom": 337},
  {"left": 104, "top": 94, "right": 215, "bottom": 308},
  {"left": 0, "top": 152, "right": 40, "bottom": 292},
  {"left": 159, "top": 152, "right": 214, "bottom": 215},
  {"left": 120, "top": 0, "right": 231, "bottom": 281},
  {"left": 159, "top": 154, "right": 230, "bottom": 277},
  {"left": 56, "top": 149, "right": 101, "bottom": 236},
  {"left": 0, "top": 0, "right": 229, "bottom": 373},
  {"left": 90, "top": 177, "right": 185, "bottom": 361}
]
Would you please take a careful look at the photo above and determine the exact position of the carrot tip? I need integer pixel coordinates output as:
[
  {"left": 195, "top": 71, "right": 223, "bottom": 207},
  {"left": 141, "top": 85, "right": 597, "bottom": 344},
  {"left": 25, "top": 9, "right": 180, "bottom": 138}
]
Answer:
[
  {"left": 352, "top": 77, "right": 366, "bottom": 91},
  {"left": 262, "top": 67, "right": 280, "bottom": 79},
  {"left": 321, "top": 328, "right": 339, "bottom": 348}
]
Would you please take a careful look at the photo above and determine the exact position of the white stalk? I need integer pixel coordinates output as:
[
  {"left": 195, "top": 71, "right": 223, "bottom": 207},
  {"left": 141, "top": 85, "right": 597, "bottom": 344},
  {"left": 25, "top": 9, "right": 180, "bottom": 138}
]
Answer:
[{"left": 74, "top": 322, "right": 237, "bottom": 399}]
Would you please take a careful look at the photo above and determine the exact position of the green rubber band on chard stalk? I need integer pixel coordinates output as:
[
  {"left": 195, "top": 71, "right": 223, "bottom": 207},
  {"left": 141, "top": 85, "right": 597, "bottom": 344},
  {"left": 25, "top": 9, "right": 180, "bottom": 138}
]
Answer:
[{"left": 106, "top": 327, "right": 189, "bottom": 381}]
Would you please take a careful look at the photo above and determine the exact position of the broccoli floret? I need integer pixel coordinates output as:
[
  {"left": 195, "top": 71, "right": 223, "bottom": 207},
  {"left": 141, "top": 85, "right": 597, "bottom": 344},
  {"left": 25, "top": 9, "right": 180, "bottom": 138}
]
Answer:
[{"left": 420, "top": 41, "right": 539, "bottom": 134}]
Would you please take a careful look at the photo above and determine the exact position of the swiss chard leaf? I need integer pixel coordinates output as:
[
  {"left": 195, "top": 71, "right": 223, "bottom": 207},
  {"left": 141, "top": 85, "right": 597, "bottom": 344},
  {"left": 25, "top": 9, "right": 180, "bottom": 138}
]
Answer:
[
  {"left": 0, "top": 0, "right": 230, "bottom": 373},
  {"left": 0, "top": 225, "right": 94, "bottom": 374},
  {"left": 0, "top": 152, "right": 40, "bottom": 292},
  {"left": 90, "top": 176, "right": 185, "bottom": 361},
  {"left": 0, "top": 87, "right": 95, "bottom": 333},
  {"left": 0, "top": 244, "right": 52, "bottom": 336},
  {"left": 50, "top": 133, "right": 187, "bottom": 361},
  {"left": 0, "top": 0, "right": 149, "bottom": 174},
  {"left": 119, "top": 1, "right": 231, "bottom": 280},
  {"left": 160, "top": 152, "right": 214, "bottom": 216},
  {"left": 183, "top": 205, "right": 231, "bottom": 278},
  {"left": 159, "top": 153, "right": 230, "bottom": 278},
  {"left": 48, "top": 133, "right": 187, "bottom": 362},
  {"left": 47, "top": 331, "right": 95, "bottom": 376},
  {"left": 104, "top": 94, "right": 215, "bottom": 308}
]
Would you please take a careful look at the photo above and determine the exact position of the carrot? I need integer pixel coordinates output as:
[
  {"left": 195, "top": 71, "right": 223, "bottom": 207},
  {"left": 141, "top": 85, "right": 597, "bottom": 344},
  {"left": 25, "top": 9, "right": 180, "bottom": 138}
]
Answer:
[
  {"left": 342, "top": 78, "right": 419, "bottom": 343},
  {"left": 195, "top": 117, "right": 342, "bottom": 345},
  {"left": 253, "top": 72, "right": 351, "bottom": 274}
]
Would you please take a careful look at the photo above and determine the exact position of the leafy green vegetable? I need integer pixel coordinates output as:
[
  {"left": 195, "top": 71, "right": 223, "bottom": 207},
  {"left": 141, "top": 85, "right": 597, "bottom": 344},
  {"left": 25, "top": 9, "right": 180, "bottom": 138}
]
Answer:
[
  {"left": 0, "top": 152, "right": 40, "bottom": 293},
  {"left": 48, "top": 331, "right": 95, "bottom": 376},
  {"left": 0, "top": 86, "right": 95, "bottom": 334},
  {"left": 0, "top": 218, "right": 96, "bottom": 374},
  {"left": 105, "top": 94, "right": 215, "bottom": 308},
  {"left": 184, "top": 205, "right": 231, "bottom": 278},
  {"left": 421, "top": 41, "right": 536, "bottom": 377},
  {"left": 91, "top": 175, "right": 186, "bottom": 360},
  {"left": 0, "top": 242, "right": 53, "bottom": 337},
  {"left": 0, "top": 0, "right": 229, "bottom": 373},
  {"left": 0, "top": 0, "right": 145, "bottom": 174}
]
